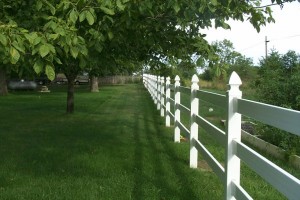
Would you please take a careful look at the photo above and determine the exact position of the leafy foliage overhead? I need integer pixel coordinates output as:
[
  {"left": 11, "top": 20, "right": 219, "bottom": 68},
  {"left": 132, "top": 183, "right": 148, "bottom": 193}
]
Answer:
[{"left": 1, "top": 0, "right": 296, "bottom": 79}]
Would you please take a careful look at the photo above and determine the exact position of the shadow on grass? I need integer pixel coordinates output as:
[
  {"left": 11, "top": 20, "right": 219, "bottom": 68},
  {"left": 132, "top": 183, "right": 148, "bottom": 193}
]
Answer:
[
  {"left": 132, "top": 88, "right": 199, "bottom": 199},
  {"left": 0, "top": 84, "right": 222, "bottom": 199}
]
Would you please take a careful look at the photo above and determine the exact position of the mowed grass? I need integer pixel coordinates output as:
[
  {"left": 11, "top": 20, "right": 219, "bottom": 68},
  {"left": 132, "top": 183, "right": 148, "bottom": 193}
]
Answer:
[{"left": 0, "top": 84, "right": 224, "bottom": 200}]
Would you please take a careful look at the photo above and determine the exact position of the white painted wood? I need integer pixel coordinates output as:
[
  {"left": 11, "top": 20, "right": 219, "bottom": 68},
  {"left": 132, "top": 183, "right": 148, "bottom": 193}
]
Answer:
[
  {"left": 196, "top": 90, "right": 226, "bottom": 108},
  {"left": 178, "top": 86, "right": 190, "bottom": 94},
  {"left": 160, "top": 77, "right": 165, "bottom": 116},
  {"left": 174, "top": 75, "right": 181, "bottom": 143},
  {"left": 167, "top": 110, "right": 175, "bottom": 120},
  {"left": 144, "top": 72, "right": 300, "bottom": 200},
  {"left": 166, "top": 77, "right": 171, "bottom": 127},
  {"left": 235, "top": 141, "right": 300, "bottom": 200},
  {"left": 176, "top": 121, "right": 190, "bottom": 138},
  {"left": 194, "top": 114, "right": 226, "bottom": 147},
  {"left": 237, "top": 98, "right": 300, "bottom": 136},
  {"left": 169, "top": 98, "right": 175, "bottom": 104},
  {"left": 157, "top": 76, "right": 161, "bottom": 110},
  {"left": 177, "top": 103, "right": 190, "bottom": 114},
  {"left": 153, "top": 75, "right": 157, "bottom": 104},
  {"left": 150, "top": 75, "right": 155, "bottom": 101},
  {"left": 190, "top": 74, "right": 199, "bottom": 168},
  {"left": 232, "top": 181, "right": 253, "bottom": 200},
  {"left": 194, "top": 139, "right": 225, "bottom": 182},
  {"left": 225, "top": 71, "right": 242, "bottom": 200}
]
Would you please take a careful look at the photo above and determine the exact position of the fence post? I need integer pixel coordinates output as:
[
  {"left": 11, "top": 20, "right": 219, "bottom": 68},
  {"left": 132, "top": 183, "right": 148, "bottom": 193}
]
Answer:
[
  {"left": 225, "top": 72, "right": 242, "bottom": 199},
  {"left": 166, "top": 77, "right": 171, "bottom": 127},
  {"left": 149, "top": 75, "right": 155, "bottom": 101},
  {"left": 190, "top": 74, "right": 199, "bottom": 168},
  {"left": 160, "top": 77, "right": 165, "bottom": 117},
  {"left": 154, "top": 75, "right": 158, "bottom": 104},
  {"left": 174, "top": 75, "right": 181, "bottom": 143},
  {"left": 144, "top": 74, "right": 148, "bottom": 91},
  {"left": 157, "top": 76, "right": 161, "bottom": 110}
]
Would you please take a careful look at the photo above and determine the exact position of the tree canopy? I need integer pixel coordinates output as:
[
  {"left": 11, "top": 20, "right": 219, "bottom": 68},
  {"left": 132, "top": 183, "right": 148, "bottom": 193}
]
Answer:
[{"left": 0, "top": 0, "right": 297, "bottom": 112}]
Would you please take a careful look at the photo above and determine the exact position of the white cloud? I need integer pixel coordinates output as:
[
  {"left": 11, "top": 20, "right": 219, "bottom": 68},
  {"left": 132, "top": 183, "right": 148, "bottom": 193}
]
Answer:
[{"left": 203, "top": 1, "right": 300, "bottom": 64}]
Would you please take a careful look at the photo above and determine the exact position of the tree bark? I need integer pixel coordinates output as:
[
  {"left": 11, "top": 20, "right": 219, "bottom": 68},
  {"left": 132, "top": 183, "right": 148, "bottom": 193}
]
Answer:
[
  {"left": 0, "top": 67, "right": 8, "bottom": 96},
  {"left": 66, "top": 76, "right": 76, "bottom": 114},
  {"left": 90, "top": 76, "right": 99, "bottom": 92}
]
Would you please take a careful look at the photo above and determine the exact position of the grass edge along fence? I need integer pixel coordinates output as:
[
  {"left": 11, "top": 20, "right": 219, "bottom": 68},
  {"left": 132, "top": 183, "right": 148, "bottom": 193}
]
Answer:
[{"left": 143, "top": 72, "right": 300, "bottom": 200}]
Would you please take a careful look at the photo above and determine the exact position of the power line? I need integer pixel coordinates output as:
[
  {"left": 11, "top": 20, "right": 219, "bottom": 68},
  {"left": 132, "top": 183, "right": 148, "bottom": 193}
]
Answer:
[
  {"left": 270, "top": 34, "right": 300, "bottom": 42},
  {"left": 237, "top": 34, "right": 300, "bottom": 53},
  {"left": 238, "top": 41, "right": 264, "bottom": 52}
]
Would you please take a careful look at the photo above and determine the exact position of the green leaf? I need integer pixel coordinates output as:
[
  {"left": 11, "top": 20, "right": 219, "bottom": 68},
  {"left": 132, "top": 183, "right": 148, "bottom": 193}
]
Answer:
[
  {"left": 66, "top": 37, "right": 72, "bottom": 46},
  {"left": 54, "top": 57, "right": 62, "bottom": 64},
  {"left": 39, "top": 45, "right": 50, "bottom": 58},
  {"left": 73, "top": 37, "right": 78, "bottom": 45},
  {"left": 63, "top": 2, "right": 70, "bottom": 10},
  {"left": 196, "top": 57, "right": 204, "bottom": 66},
  {"left": 10, "top": 47, "right": 20, "bottom": 64},
  {"left": 33, "top": 59, "right": 44, "bottom": 74},
  {"left": 25, "top": 33, "right": 34, "bottom": 44},
  {"left": 86, "top": 11, "right": 95, "bottom": 25},
  {"left": 79, "top": 58, "right": 87, "bottom": 68},
  {"left": 100, "top": 6, "right": 115, "bottom": 15},
  {"left": 33, "top": 36, "right": 41, "bottom": 46},
  {"left": 44, "top": 0, "right": 56, "bottom": 15},
  {"left": 47, "top": 44, "right": 56, "bottom": 53},
  {"left": 211, "top": 0, "right": 218, "bottom": 6},
  {"left": 36, "top": 1, "right": 43, "bottom": 10},
  {"left": 49, "top": 33, "right": 59, "bottom": 40},
  {"left": 79, "top": 11, "right": 86, "bottom": 22},
  {"left": 12, "top": 39, "right": 24, "bottom": 51},
  {"left": 116, "top": 0, "right": 126, "bottom": 11},
  {"left": 108, "top": 31, "right": 114, "bottom": 40},
  {"left": 45, "top": 64, "right": 55, "bottom": 81},
  {"left": 70, "top": 46, "right": 79, "bottom": 58},
  {"left": 55, "top": 27, "right": 66, "bottom": 36},
  {"left": 208, "top": 4, "right": 216, "bottom": 13},
  {"left": 69, "top": 9, "right": 78, "bottom": 24},
  {"left": 173, "top": 2, "right": 180, "bottom": 13},
  {"left": 0, "top": 34, "right": 7, "bottom": 46}
]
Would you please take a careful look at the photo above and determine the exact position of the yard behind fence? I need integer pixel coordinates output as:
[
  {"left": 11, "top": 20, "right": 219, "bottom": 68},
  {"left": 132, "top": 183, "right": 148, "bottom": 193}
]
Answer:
[
  {"left": 143, "top": 72, "right": 300, "bottom": 200},
  {"left": 98, "top": 75, "right": 141, "bottom": 85}
]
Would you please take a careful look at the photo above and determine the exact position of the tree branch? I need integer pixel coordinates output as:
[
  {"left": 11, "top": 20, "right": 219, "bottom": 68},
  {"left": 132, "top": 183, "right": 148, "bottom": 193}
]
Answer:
[{"left": 254, "top": 3, "right": 282, "bottom": 9}]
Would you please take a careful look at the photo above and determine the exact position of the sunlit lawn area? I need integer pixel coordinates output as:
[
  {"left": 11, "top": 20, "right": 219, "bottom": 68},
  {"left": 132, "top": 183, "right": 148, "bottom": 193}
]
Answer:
[
  {"left": 0, "top": 84, "right": 223, "bottom": 199},
  {"left": 0, "top": 84, "right": 298, "bottom": 199}
]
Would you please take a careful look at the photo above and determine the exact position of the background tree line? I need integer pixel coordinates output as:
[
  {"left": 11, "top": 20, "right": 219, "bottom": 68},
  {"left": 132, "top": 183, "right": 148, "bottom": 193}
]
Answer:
[{"left": 1, "top": 0, "right": 295, "bottom": 113}]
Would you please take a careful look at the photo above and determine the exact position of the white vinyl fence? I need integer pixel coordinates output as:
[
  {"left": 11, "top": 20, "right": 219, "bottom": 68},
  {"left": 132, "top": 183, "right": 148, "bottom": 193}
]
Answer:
[{"left": 143, "top": 72, "right": 300, "bottom": 200}]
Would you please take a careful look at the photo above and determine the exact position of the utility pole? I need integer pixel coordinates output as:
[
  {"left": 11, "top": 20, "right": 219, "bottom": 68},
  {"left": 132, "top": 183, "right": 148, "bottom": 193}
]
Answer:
[{"left": 265, "top": 36, "right": 270, "bottom": 59}]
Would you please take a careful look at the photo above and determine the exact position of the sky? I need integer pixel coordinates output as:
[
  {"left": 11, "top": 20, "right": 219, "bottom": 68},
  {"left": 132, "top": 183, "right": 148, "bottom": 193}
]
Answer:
[{"left": 203, "top": 1, "right": 300, "bottom": 65}]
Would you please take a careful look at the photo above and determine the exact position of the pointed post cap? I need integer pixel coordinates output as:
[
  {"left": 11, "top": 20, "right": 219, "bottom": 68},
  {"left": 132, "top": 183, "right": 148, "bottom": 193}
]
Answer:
[
  {"left": 229, "top": 71, "right": 242, "bottom": 86},
  {"left": 175, "top": 75, "right": 180, "bottom": 81},
  {"left": 191, "top": 74, "right": 199, "bottom": 83},
  {"left": 228, "top": 71, "right": 242, "bottom": 95}
]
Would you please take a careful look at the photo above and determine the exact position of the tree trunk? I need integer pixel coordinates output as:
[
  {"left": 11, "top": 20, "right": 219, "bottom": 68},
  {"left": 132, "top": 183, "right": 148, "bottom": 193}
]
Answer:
[
  {"left": 90, "top": 76, "right": 99, "bottom": 92},
  {"left": 66, "top": 77, "right": 76, "bottom": 114},
  {"left": 0, "top": 67, "right": 8, "bottom": 96}
]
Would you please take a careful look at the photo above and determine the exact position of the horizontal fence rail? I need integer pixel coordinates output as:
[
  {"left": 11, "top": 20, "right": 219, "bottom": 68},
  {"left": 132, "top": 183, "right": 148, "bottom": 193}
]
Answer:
[
  {"left": 237, "top": 98, "right": 300, "bottom": 136},
  {"left": 196, "top": 90, "right": 226, "bottom": 108},
  {"left": 143, "top": 72, "right": 300, "bottom": 200}
]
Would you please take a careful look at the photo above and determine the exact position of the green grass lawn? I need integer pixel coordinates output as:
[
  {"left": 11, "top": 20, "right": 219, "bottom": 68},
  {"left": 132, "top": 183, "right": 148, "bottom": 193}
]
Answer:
[
  {"left": 0, "top": 84, "right": 298, "bottom": 199},
  {"left": 0, "top": 84, "right": 224, "bottom": 200}
]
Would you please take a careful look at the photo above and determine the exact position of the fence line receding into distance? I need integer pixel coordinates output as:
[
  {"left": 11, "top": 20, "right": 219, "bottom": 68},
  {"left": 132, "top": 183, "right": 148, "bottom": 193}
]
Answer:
[{"left": 143, "top": 72, "right": 300, "bottom": 200}]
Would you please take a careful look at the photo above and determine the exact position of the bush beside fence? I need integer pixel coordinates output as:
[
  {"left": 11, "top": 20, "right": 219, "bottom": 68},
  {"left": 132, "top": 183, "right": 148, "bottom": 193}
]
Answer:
[{"left": 143, "top": 72, "right": 300, "bottom": 200}]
